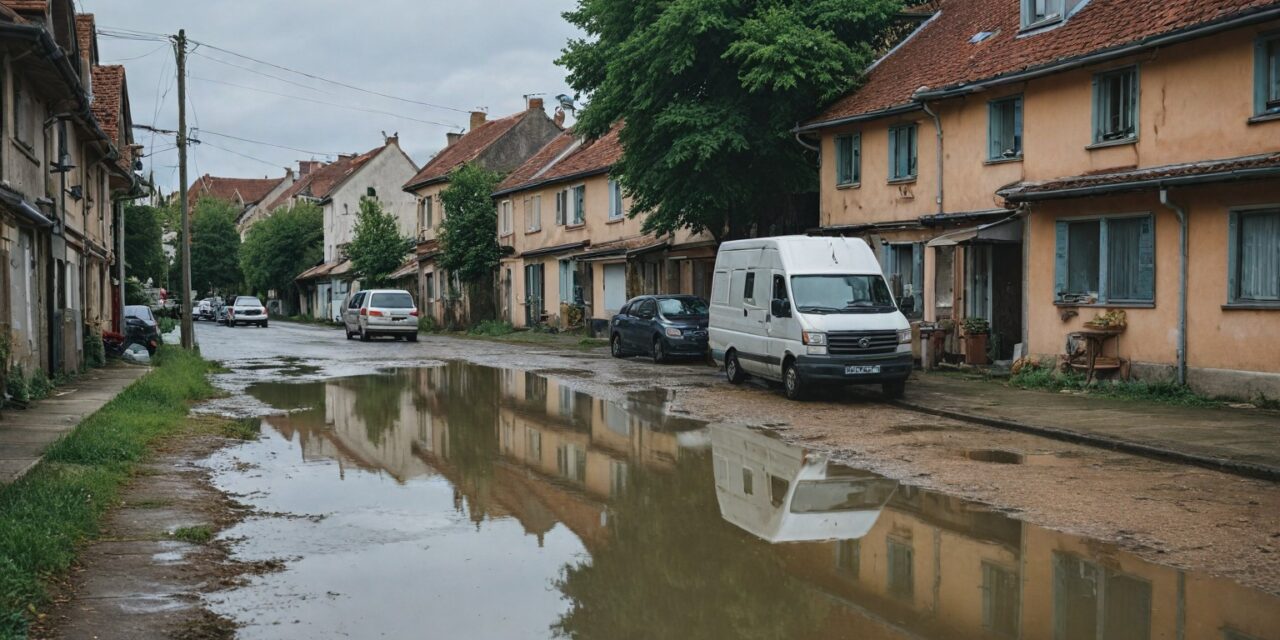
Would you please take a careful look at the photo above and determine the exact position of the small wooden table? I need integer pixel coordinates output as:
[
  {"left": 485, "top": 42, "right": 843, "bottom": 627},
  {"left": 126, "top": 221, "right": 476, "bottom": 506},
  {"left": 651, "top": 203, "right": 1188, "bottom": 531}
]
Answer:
[{"left": 1068, "top": 327, "right": 1124, "bottom": 383}]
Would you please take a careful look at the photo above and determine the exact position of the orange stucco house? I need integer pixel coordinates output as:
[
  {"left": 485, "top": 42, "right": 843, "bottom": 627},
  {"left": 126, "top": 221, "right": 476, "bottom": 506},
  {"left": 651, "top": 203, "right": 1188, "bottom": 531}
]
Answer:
[{"left": 800, "top": 0, "right": 1280, "bottom": 399}]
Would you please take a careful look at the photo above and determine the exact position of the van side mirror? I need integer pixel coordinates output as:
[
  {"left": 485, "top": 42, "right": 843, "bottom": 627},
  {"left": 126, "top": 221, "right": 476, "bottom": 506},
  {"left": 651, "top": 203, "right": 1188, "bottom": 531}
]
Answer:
[
  {"left": 771, "top": 298, "right": 792, "bottom": 318},
  {"left": 899, "top": 296, "right": 916, "bottom": 315}
]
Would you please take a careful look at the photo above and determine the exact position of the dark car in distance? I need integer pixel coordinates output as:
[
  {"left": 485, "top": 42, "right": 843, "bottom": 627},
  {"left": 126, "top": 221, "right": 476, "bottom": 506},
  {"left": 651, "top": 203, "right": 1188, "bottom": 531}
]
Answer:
[
  {"left": 610, "top": 295, "right": 709, "bottom": 363},
  {"left": 123, "top": 304, "right": 161, "bottom": 354}
]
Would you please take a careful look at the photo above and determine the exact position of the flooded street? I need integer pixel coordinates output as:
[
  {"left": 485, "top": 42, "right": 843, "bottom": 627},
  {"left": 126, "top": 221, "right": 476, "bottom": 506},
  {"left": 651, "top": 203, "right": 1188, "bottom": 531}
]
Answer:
[{"left": 195, "top": 352, "right": 1278, "bottom": 639}]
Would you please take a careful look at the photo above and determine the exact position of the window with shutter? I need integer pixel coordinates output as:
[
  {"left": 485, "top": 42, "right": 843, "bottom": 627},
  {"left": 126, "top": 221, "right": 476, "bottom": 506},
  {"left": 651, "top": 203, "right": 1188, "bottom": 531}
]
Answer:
[
  {"left": 1255, "top": 34, "right": 1280, "bottom": 116},
  {"left": 608, "top": 179, "right": 624, "bottom": 220},
  {"left": 572, "top": 185, "right": 586, "bottom": 225},
  {"left": 1093, "top": 66, "right": 1139, "bottom": 144},
  {"left": 1229, "top": 208, "right": 1280, "bottom": 304},
  {"left": 1054, "top": 215, "right": 1154, "bottom": 304},
  {"left": 888, "top": 124, "right": 918, "bottom": 182},
  {"left": 835, "top": 134, "right": 860, "bottom": 186},
  {"left": 555, "top": 190, "right": 566, "bottom": 225},
  {"left": 988, "top": 96, "right": 1024, "bottom": 160}
]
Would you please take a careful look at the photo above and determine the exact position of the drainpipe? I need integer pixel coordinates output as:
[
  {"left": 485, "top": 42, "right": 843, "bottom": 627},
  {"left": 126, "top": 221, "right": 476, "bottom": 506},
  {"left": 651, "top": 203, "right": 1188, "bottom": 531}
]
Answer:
[
  {"left": 920, "top": 101, "right": 944, "bottom": 214},
  {"left": 1159, "top": 188, "right": 1188, "bottom": 386}
]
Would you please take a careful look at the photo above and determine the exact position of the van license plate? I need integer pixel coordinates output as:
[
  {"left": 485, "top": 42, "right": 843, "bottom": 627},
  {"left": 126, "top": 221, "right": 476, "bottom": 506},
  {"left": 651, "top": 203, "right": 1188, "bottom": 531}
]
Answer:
[{"left": 845, "top": 365, "right": 881, "bottom": 375}]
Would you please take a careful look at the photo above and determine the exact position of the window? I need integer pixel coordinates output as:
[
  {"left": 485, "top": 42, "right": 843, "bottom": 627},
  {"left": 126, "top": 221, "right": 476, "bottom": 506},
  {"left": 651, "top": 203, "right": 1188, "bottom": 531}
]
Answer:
[
  {"left": 1228, "top": 208, "right": 1280, "bottom": 304},
  {"left": 559, "top": 259, "right": 579, "bottom": 303},
  {"left": 1255, "top": 33, "right": 1280, "bottom": 116},
  {"left": 1022, "top": 0, "right": 1064, "bottom": 28},
  {"left": 366, "top": 186, "right": 377, "bottom": 198},
  {"left": 887, "top": 539, "right": 913, "bottom": 600},
  {"left": 610, "top": 460, "right": 628, "bottom": 495},
  {"left": 835, "top": 540, "right": 859, "bottom": 578},
  {"left": 768, "top": 474, "right": 789, "bottom": 508},
  {"left": 422, "top": 196, "right": 433, "bottom": 230},
  {"left": 772, "top": 274, "right": 788, "bottom": 303},
  {"left": 835, "top": 134, "right": 860, "bottom": 186},
  {"left": 424, "top": 273, "right": 435, "bottom": 301},
  {"left": 608, "top": 179, "right": 624, "bottom": 220},
  {"left": 555, "top": 189, "right": 567, "bottom": 225},
  {"left": 988, "top": 96, "right": 1023, "bottom": 160},
  {"left": 888, "top": 124, "right": 918, "bottom": 181},
  {"left": 743, "top": 271, "right": 757, "bottom": 305},
  {"left": 571, "top": 185, "right": 586, "bottom": 225},
  {"left": 1093, "top": 66, "right": 1139, "bottom": 144},
  {"left": 526, "top": 430, "right": 542, "bottom": 462},
  {"left": 741, "top": 468, "right": 754, "bottom": 496},
  {"left": 525, "top": 195, "right": 542, "bottom": 232},
  {"left": 1054, "top": 215, "right": 1154, "bottom": 303},
  {"left": 1052, "top": 552, "right": 1151, "bottom": 640},
  {"left": 14, "top": 82, "right": 33, "bottom": 148},
  {"left": 982, "top": 563, "right": 1021, "bottom": 638},
  {"left": 499, "top": 200, "right": 513, "bottom": 236}
]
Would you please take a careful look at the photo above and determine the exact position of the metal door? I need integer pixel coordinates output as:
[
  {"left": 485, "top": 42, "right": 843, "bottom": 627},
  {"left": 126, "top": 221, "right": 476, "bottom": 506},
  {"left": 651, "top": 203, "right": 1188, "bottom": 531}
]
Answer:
[{"left": 603, "top": 263, "right": 626, "bottom": 316}]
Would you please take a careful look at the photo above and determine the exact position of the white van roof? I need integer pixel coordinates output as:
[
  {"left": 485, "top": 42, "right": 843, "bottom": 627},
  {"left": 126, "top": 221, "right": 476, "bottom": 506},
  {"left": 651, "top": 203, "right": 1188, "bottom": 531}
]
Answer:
[{"left": 718, "top": 235, "right": 881, "bottom": 276}]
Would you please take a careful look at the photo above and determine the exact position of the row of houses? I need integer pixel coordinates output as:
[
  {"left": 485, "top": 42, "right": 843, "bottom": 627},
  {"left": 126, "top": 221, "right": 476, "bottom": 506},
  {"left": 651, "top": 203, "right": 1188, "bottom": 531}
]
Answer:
[{"left": 0, "top": 0, "right": 141, "bottom": 375}]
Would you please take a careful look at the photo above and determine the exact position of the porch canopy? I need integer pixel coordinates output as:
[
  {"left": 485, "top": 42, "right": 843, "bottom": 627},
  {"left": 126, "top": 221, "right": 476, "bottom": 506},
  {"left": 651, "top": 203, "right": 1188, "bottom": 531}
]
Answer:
[
  {"left": 927, "top": 217, "right": 1023, "bottom": 247},
  {"left": 389, "top": 260, "right": 418, "bottom": 280},
  {"left": 519, "top": 241, "right": 588, "bottom": 260}
]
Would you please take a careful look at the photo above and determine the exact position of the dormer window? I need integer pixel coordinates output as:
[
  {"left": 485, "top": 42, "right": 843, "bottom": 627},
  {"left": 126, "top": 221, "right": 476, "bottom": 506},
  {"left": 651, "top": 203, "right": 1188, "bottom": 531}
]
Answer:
[{"left": 1022, "top": 0, "right": 1063, "bottom": 29}]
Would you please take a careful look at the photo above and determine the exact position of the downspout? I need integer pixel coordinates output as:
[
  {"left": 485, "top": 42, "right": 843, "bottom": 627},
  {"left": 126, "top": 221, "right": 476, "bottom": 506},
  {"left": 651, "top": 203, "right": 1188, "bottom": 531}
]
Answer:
[
  {"left": 920, "top": 101, "right": 944, "bottom": 215},
  {"left": 1159, "top": 188, "right": 1188, "bottom": 386}
]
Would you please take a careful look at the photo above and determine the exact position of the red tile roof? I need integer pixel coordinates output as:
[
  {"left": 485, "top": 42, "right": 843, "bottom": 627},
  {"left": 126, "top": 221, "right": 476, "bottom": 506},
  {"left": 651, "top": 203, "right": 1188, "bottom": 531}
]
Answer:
[
  {"left": 404, "top": 110, "right": 534, "bottom": 189},
  {"left": 999, "top": 153, "right": 1280, "bottom": 200},
  {"left": 493, "top": 127, "right": 622, "bottom": 195},
  {"left": 808, "top": 0, "right": 1280, "bottom": 127},
  {"left": 189, "top": 175, "right": 288, "bottom": 208},
  {"left": 265, "top": 144, "right": 386, "bottom": 211}
]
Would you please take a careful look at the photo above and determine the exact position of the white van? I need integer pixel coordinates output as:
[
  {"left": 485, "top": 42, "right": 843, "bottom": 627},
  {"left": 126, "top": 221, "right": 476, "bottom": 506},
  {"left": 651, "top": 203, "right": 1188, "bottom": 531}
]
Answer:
[{"left": 708, "top": 236, "right": 913, "bottom": 400}]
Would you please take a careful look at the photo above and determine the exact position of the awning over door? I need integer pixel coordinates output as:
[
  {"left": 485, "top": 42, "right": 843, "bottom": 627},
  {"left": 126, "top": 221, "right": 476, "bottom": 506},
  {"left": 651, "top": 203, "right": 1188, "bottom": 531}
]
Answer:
[{"left": 927, "top": 217, "right": 1023, "bottom": 247}]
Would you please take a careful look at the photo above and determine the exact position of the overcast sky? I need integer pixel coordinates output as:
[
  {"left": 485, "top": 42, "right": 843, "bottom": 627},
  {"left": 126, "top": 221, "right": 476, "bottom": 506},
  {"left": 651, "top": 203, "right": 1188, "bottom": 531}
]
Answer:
[{"left": 87, "top": 0, "right": 583, "bottom": 194}]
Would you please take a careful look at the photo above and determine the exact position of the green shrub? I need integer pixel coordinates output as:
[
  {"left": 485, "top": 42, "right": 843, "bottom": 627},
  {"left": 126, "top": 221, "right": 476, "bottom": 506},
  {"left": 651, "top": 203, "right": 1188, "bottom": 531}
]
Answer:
[
  {"left": 417, "top": 315, "right": 439, "bottom": 334},
  {"left": 467, "top": 320, "right": 514, "bottom": 337},
  {"left": 83, "top": 331, "right": 106, "bottom": 369},
  {"left": 157, "top": 316, "right": 178, "bottom": 334}
]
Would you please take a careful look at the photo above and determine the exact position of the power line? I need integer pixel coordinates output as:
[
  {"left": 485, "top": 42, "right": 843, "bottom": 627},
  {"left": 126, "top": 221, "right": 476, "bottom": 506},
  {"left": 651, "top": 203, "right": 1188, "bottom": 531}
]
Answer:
[
  {"left": 189, "top": 75, "right": 462, "bottom": 129},
  {"left": 102, "top": 43, "right": 169, "bottom": 63},
  {"left": 195, "top": 129, "right": 343, "bottom": 157},
  {"left": 190, "top": 51, "right": 332, "bottom": 96},
  {"left": 197, "top": 141, "right": 284, "bottom": 169}
]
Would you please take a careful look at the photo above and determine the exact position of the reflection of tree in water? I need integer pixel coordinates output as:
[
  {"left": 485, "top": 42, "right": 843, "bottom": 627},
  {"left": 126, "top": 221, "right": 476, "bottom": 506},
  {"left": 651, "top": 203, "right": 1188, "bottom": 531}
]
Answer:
[
  {"left": 552, "top": 452, "right": 827, "bottom": 640},
  {"left": 342, "top": 370, "right": 414, "bottom": 445},
  {"left": 420, "top": 363, "right": 503, "bottom": 524}
]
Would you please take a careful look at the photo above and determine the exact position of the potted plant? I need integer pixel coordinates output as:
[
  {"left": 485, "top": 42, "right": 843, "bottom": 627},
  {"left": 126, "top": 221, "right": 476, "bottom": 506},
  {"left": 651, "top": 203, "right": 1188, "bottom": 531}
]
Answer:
[{"left": 961, "top": 316, "right": 990, "bottom": 365}]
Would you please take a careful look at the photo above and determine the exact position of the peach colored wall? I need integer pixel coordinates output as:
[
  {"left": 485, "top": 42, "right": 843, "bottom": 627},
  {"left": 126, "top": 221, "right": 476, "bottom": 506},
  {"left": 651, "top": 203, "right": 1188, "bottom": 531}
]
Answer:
[
  {"left": 409, "top": 181, "right": 448, "bottom": 243},
  {"left": 1025, "top": 183, "right": 1280, "bottom": 374}
]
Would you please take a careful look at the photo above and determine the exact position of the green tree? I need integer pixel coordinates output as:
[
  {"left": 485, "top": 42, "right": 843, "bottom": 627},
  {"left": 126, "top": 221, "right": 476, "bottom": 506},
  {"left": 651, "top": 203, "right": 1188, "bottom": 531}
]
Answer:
[
  {"left": 437, "top": 163, "right": 502, "bottom": 284},
  {"left": 239, "top": 202, "right": 324, "bottom": 309},
  {"left": 123, "top": 204, "right": 166, "bottom": 286},
  {"left": 558, "top": 0, "right": 902, "bottom": 240},
  {"left": 347, "top": 196, "right": 413, "bottom": 288},
  {"left": 189, "top": 197, "right": 243, "bottom": 296}
]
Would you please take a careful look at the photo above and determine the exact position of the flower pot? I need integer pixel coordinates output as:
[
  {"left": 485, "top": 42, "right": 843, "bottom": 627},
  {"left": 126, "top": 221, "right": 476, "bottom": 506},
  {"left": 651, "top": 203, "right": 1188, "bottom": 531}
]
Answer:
[{"left": 964, "top": 333, "right": 989, "bottom": 365}]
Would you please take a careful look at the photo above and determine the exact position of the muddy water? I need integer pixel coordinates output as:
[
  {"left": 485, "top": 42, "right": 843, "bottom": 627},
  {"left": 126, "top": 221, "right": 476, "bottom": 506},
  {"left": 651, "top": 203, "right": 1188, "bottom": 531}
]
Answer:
[{"left": 205, "top": 363, "right": 1279, "bottom": 640}]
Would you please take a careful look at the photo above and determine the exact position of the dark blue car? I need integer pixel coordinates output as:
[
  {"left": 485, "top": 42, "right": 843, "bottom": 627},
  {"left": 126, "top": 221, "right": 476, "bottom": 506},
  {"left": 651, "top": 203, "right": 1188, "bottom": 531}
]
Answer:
[{"left": 610, "top": 295, "right": 709, "bottom": 363}]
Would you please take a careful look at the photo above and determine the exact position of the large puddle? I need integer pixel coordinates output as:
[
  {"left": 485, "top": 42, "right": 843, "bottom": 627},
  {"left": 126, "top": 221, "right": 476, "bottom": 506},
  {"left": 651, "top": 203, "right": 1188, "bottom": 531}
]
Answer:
[{"left": 205, "top": 363, "right": 1279, "bottom": 639}]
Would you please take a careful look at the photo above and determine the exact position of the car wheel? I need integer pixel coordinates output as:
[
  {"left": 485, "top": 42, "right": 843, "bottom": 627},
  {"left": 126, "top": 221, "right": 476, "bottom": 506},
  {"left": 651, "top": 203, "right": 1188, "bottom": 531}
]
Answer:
[
  {"left": 651, "top": 337, "right": 666, "bottom": 364},
  {"left": 359, "top": 327, "right": 370, "bottom": 342},
  {"left": 611, "top": 334, "right": 626, "bottom": 358},
  {"left": 882, "top": 380, "right": 906, "bottom": 400},
  {"left": 783, "top": 360, "right": 807, "bottom": 401},
  {"left": 345, "top": 328, "right": 353, "bottom": 340},
  {"left": 725, "top": 350, "right": 746, "bottom": 385}
]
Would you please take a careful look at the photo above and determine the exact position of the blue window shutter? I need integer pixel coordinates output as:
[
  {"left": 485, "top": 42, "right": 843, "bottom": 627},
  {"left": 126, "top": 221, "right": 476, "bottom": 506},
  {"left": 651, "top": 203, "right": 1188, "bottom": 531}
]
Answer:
[
  {"left": 888, "top": 127, "right": 897, "bottom": 179},
  {"left": 1054, "top": 221, "right": 1069, "bottom": 299},
  {"left": 1091, "top": 74, "right": 1101, "bottom": 142},
  {"left": 1013, "top": 97, "right": 1024, "bottom": 156},
  {"left": 878, "top": 241, "right": 891, "bottom": 271},
  {"left": 1136, "top": 215, "right": 1155, "bottom": 301},
  {"left": 853, "top": 134, "right": 862, "bottom": 183},
  {"left": 1255, "top": 37, "right": 1267, "bottom": 116},
  {"left": 912, "top": 243, "right": 924, "bottom": 311},
  {"left": 987, "top": 101, "right": 997, "bottom": 160},
  {"left": 1227, "top": 211, "right": 1240, "bottom": 303}
]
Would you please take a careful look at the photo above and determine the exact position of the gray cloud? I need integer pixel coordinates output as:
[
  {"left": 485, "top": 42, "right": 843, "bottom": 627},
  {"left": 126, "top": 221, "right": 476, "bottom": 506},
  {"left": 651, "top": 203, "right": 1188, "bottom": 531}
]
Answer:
[{"left": 90, "top": 0, "right": 582, "bottom": 193}]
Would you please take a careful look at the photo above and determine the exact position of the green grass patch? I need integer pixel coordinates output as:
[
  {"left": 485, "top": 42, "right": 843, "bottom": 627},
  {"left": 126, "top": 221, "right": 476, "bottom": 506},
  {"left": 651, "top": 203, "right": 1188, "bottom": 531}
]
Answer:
[
  {"left": 467, "top": 320, "right": 515, "bottom": 337},
  {"left": 0, "top": 346, "right": 215, "bottom": 639},
  {"left": 1008, "top": 362, "right": 1219, "bottom": 407},
  {"left": 171, "top": 525, "right": 215, "bottom": 545}
]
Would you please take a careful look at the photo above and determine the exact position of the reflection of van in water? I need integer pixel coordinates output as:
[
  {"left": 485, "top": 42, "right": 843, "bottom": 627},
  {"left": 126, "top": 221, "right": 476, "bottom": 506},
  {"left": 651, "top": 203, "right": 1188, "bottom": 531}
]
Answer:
[
  {"left": 710, "top": 424, "right": 897, "bottom": 543},
  {"left": 708, "top": 236, "right": 913, "bottom": 400}
]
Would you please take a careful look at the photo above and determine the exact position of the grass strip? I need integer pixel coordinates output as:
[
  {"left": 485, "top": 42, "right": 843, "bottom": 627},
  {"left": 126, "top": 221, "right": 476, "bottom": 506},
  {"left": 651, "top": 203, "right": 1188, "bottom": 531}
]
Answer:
[{"left": 0, "top": 347, "right": 215, "bottom": 638}]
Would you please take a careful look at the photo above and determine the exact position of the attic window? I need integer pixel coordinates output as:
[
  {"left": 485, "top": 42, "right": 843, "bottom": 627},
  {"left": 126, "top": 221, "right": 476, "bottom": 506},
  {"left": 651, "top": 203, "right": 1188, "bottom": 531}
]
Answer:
[
  {"left": 366, "top": 187, "right": 377, "bottom": 198},
  {"left": 1021, "top": 0, "right": 1063, "bottom": 30},
  {"left": 970, "top": 31, "right": 996, "bottom": 44}
]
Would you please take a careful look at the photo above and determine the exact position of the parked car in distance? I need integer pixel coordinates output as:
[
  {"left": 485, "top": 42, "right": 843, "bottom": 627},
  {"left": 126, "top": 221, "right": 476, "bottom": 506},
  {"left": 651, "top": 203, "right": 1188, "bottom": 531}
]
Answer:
[
  {"left": 196, "top": 297, "right": 222, "bottom": 321},
  {"left": 709, "top": 236, "right": 913, "bottom": 401},
  {"left": 342, "top": 289, "right": 419, "bottom": 342},
  {"left": 227, "top": 295, "right": 268, "bottom": 327},
  {"left": 610, "top": 295, "right": 709, "bottom": 363},
  {"left": 122, "top": 304, "right": 161, "bottom": 354}
]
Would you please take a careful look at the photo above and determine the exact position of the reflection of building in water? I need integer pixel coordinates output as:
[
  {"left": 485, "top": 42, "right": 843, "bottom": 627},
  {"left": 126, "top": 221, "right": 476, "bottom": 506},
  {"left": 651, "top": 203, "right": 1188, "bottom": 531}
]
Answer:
[{"left": 709, "top": 425, "right": 1280, "bottom": 640}]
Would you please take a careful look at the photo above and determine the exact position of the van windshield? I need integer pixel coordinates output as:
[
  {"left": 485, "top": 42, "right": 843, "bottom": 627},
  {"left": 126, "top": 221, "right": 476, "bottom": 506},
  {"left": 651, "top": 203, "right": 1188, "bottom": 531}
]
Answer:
[{"left": 790, "top": 275, "right": 896, "bottom": 314}]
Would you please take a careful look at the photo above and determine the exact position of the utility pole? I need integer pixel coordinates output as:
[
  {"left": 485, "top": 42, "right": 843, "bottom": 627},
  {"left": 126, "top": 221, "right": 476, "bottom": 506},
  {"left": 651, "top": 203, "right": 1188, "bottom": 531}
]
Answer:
[{"left": 174, "top": 29, "right": 194, "bottom": 349}]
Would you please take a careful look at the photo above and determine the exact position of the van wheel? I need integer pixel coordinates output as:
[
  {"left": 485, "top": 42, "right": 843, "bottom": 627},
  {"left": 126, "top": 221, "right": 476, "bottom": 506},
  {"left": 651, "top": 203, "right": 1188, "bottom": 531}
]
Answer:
[
  {"left": 882, "top": 380, "right": 906, "bottom": 400},
  {"left": 359, "top": 327, "right": 370, "bottom": 342},
  {"left": 725, "top": 351, "right": 746, "bottom": 385},
  {"left": 783, "top": 361, "right": 807, "bottom": 401},
  {"left": 611, "top": 334, "right": 627, "bottom": 358},
  {"left": 651, "top": 338, "right": 666, "bottom": 364}
]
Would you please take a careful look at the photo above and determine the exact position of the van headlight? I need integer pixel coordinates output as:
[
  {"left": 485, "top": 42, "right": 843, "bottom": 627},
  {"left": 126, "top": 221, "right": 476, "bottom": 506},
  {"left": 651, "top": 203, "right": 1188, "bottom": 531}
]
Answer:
[
  {"left": 802, "top": 332, "right": 826, "bottom": 346},
  {"left": 898, "top": 328, "right": 912, "bottom": 344},
  {"left": 664, "top": 327, "right": 683, "bottom": 338}
]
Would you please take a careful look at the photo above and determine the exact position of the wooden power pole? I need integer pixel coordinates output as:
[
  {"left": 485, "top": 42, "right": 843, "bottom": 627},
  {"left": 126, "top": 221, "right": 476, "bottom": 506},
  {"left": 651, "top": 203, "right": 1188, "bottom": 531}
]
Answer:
[{"left": 174, "top": 29, "right": 194, "bottom": 349}]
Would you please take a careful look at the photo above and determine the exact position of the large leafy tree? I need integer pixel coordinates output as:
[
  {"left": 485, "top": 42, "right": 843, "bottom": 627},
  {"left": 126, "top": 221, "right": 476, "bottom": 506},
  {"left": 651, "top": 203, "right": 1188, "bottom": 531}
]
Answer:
[
  {"left": 123, "top": 204, "right": 166, "bottom": 286},
  {"left": 189, "top": 197, "right": 242, "bottom": 296},
  {"left": 347, "top": 196, "right": 413, "bottom": 289},
  {"left": 437, "top": 163, "right": 503, "bottom": 285},
  {"left": 558, "top": 0, "right": 902, "bottom": 240},
  {"left": 239, "top": 202, "right": 324, "bottom": 309}
]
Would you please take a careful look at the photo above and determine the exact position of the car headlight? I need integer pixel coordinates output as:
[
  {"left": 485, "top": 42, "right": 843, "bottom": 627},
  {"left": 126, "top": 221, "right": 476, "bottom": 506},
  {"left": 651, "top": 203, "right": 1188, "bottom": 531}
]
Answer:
[
  {"left": 802, "top": 331, "right": 826, "bottom": 346},
  {"left": 898, "top": 328, "right": 912, "bottom": 344},
  {"left": 664, "top": 327, "right": 683, "bottom": 338}
]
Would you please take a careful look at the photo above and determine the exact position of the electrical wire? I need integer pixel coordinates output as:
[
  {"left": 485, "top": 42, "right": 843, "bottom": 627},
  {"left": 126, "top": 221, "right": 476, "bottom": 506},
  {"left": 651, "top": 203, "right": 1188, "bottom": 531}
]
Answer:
[
  {"left": 190, "top": 51, "right": 332, "bottom": 96},
  {"left": 189, "top": 75, "right": 462, "bottom": 129},
  {"left": 197, "top": 141, "right": 286, "bottom": 169},
  {"left": 194, "top": 129, "right": 343, "bottom": 157},
  {"left": 102, "top": 43, "right": 169, "bottom": 63}
]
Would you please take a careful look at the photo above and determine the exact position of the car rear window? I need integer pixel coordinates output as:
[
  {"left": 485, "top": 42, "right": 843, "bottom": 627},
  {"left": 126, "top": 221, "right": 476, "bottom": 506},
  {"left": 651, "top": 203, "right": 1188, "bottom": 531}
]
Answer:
[
  {"left": 238, "top": 297, "right": 262, "bottom": 307},
  {"left": 371, "top": 292, "right": 414, "bottom": 309}
]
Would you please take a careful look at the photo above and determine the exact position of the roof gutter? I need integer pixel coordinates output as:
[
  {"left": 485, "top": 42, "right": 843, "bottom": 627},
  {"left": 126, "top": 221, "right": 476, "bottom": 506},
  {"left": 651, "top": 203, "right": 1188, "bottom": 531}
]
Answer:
[
  {"left": 491, "top": 167, "right": 611, "bottom": 199},
  {"left": 1002, "top": 166, "right": 1280, "bottom": 202},
  {"left": 916, "top": 5, "right": 1280, "bottom": 101},
  {"left": 795, "top": 103, "right": 921, "bottom": 133}
]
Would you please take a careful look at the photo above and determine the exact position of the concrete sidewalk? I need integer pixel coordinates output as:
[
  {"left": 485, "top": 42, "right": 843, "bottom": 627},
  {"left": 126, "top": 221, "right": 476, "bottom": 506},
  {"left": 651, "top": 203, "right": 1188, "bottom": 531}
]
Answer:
[
  {"left": 0, "top": 364, "right": 149, "bottom": 484},
  {"left": 897, "top": 373, "right": 1280, "bottom": 480}
]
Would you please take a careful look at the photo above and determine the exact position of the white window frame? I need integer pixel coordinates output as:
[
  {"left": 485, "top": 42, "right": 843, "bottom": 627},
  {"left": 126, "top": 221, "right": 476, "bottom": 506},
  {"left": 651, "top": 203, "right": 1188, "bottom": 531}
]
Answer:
[
  {"left": 570, "top": 184, "right": 586, "bottom": 226},
  {"left": 608, "top": 179, "right": 624, "bottom": 220},
  {"left": 1021, "top": 0, "right": 1064, "bottom": 30},
  {"left": 499, "top": 199, "right": 513, "bottom": 236},
  {"left": 525, "top": 194, "right": 542, "bottom": 232}
]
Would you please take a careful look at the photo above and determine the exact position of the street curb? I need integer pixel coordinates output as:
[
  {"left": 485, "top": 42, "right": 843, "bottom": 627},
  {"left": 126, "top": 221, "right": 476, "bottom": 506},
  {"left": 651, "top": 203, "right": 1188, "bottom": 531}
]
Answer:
[{"left": 889, "top": 399, "right": 1280, "bottom": 482}]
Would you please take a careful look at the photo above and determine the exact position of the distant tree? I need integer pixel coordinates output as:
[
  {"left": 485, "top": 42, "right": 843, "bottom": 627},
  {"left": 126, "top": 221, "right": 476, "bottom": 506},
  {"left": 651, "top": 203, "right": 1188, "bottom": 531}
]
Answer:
[
  {"left": 437, "top": 163, "right": 502, "bottom": 286},
  {"left": 558, "top": 0, "right": 902, "bottom": 240},
  {"left": 189, "top": 197, "right": 243, "bottom": 296},
  {"left": 239, "top": 203, "right": 324, "bottom": 309},
  {"left": 347, "top": 196, "right": 413, "bottom": 289},
  {"left": 123, "top": 204, "right": 166, "bottom": 286}
]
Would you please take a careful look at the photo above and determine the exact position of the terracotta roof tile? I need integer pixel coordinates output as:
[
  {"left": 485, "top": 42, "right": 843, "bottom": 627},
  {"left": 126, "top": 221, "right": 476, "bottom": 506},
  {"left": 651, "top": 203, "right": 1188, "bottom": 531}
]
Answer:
[
  {"left": 493, "top": 132, "right": 577, "bottom": 193},
  {"left": 189, "top": 175, "right": 289, "bottom": 208},
  {"left": 1000, "top": 153, "right": 1280, "bottom": 200},
  {"left": 493, "top": 126, "right": 622, "bottom": 195},
  {"left": 809, "top": 0, "right": 1279, "bottom": 126},
  {"left": 404, "top": 110, "right": 532, "bottom": 189},
  {"left": 266, "top": 143, "right": 387, "bottom": 210}
]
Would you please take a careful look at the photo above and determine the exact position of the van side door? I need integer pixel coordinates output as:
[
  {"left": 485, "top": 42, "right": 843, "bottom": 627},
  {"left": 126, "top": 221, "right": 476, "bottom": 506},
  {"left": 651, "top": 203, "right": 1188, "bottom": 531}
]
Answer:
[
  {"left": 765, "top": 272, "right": 798, "bottom": 377},
  {"left": 738, "top": 269, "right": 772, "bottom": 377}
]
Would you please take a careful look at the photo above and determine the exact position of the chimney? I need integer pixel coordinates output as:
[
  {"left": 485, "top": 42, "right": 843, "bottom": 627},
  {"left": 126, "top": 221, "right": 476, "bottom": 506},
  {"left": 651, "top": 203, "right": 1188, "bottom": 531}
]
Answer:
[
  {"left": 469, "top": 110, "right": 487, "bottom": 130},
  {"left": 298, "top": 160, "right": 323, "bottom": 177},
  {"left": 446, "top": 132, "right": 463, "bottom": 147},
  {"left": 384, "top": 131, "right": 399, "bottom": 146},
  {"left": 528, "top": 97, "right": 544, "bottom": 112},
  {"left": 553, "top": 107, "right": 566, "bottom": 128}
]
